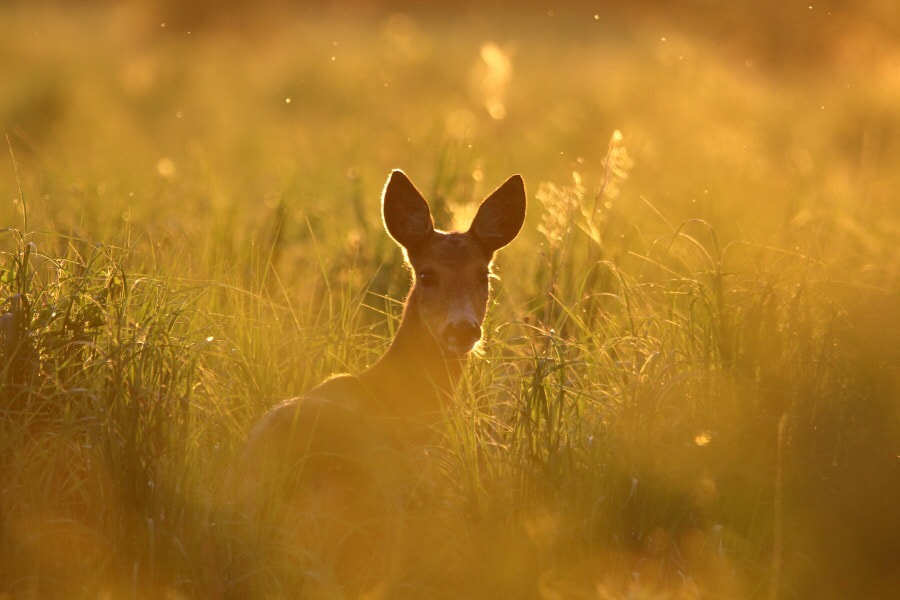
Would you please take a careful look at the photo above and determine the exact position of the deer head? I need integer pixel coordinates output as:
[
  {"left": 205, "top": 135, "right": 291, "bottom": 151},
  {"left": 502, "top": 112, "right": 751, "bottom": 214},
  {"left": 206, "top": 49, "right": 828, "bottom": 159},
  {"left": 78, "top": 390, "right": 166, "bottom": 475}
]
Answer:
[{"left": 382, "top": 170, "right": 526, "bottom": 356}]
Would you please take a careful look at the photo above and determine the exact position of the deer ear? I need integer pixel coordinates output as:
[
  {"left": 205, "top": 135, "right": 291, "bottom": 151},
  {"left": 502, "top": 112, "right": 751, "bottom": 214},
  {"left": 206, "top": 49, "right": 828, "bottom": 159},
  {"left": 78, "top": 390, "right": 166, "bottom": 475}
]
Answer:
[
  {"left": 469, "top": 174, "right": 526, "bottom": 254},
  {"left": 382, "top": 170, "right": 435, "bottom": 251}
]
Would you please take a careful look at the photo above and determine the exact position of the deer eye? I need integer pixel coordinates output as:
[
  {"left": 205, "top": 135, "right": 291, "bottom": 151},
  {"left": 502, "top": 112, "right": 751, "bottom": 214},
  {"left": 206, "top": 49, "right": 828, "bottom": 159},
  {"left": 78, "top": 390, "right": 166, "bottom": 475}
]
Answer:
[{"left": 417, "top": 269, "right": 437, "bottom": 287}]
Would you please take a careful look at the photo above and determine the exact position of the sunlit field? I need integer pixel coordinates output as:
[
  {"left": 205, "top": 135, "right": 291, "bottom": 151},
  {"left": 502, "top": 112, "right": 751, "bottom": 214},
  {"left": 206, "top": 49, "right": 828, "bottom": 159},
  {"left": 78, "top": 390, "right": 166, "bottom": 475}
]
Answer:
[{"left": 2, "top": 1, "right": 899, "bottom": 598}]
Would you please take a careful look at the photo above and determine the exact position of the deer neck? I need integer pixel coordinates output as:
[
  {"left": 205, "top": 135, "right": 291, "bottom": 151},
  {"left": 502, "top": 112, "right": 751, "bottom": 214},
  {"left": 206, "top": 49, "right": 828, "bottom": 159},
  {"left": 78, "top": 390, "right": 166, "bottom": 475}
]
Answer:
[{"left": 359, "top": 299, "right": 464, "bottom": 426}]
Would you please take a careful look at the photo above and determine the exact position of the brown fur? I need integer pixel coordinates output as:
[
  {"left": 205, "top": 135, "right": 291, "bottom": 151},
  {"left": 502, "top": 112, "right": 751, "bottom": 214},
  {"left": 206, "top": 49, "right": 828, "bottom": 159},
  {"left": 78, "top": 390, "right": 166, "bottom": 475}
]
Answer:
[{"left": 232, "top": 169, "right": 526, "bottom": 594}]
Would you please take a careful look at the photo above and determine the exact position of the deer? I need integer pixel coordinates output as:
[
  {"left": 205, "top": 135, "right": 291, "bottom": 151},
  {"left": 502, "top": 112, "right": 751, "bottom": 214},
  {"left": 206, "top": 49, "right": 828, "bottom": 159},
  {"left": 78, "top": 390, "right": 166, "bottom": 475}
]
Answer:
[{"left": 231, "top": 169, "right": 526, "bottom": 596}]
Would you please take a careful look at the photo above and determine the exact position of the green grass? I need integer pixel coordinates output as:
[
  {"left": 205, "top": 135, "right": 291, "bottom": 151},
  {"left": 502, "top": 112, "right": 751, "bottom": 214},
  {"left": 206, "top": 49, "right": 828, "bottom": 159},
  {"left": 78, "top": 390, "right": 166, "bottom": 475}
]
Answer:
[{"left": 2, "top": 2, "right": 899, "bottom": 598}]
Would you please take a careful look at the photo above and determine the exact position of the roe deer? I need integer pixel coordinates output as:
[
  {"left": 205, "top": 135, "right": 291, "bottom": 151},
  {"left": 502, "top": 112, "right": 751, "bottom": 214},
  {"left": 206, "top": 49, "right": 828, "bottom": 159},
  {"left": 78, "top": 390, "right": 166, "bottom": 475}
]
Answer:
[{"left": 233, "top": 169, "right": 526, "bottom": 595}]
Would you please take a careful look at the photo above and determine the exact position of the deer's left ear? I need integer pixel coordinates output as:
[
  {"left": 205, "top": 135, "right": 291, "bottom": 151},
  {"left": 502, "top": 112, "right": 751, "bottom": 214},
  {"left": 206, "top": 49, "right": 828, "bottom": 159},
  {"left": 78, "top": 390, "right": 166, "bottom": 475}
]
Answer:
[
  {"left": 469, "top": 174, "right": 526, "bottom": 254},
  {"left": 382, "top": 170, "right": 435, "bottom": 252}
]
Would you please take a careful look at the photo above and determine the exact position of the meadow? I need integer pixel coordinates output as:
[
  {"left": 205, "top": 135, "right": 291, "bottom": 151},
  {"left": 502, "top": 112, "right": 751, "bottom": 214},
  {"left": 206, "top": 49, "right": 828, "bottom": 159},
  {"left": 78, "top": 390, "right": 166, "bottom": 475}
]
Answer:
[{"left": 1, "top": 1, "right": 899, "bottom": 598}]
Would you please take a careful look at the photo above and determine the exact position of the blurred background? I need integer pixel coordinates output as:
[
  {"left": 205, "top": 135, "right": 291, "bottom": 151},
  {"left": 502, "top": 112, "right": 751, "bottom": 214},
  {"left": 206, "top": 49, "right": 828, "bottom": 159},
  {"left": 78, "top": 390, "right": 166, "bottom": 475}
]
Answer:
[{"left": 4, "top": 0, "right": 900, "bottom": 241}]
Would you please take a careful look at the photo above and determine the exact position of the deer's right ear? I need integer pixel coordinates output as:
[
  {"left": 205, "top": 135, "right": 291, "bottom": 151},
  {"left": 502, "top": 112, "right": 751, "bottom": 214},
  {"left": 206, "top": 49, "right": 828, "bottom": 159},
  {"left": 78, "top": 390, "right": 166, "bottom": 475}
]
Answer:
[
  {"left": 469, "top": 174, "right": 526, "bottom": 255},
  {"left": 382, "top": 170, "right": 435, "bottom": 251}
]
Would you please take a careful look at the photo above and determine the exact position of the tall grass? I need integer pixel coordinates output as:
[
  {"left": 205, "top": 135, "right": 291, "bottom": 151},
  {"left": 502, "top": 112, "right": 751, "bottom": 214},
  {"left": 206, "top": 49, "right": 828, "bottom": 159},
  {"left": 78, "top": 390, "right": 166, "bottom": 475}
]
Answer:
[{"left": 3, "top": 160, "right": 898, "bottom": 598}]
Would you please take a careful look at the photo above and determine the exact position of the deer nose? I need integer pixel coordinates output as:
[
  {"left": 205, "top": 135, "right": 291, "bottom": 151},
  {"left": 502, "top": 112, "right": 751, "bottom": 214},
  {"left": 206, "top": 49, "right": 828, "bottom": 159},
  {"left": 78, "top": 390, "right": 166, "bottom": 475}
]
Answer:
[{"left": 441, "top": 320, "right": 482, "bottom": 353}]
